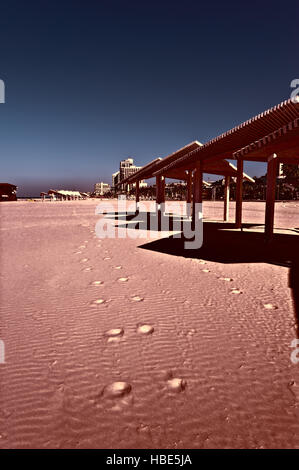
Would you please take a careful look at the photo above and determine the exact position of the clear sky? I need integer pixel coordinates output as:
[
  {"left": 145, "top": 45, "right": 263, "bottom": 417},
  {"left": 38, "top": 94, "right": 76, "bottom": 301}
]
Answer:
[{"left": 0, "top": 0, "right": 298, "bottom": 196}]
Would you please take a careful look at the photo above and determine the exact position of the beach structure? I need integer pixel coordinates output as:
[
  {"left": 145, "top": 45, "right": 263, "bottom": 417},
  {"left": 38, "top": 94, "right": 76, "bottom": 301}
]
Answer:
[
  {"left": 154, "top": 98, "right": 299, "bottom": 240},
  {"left": 47, "top": 189, "right": 88, "bottom": 200},
  {"left": 0, "top": 183, "right": 17, "bottom": 201},
  {"left": 115, "top": 143, "right": 254, "bottom": 222},
  {"left": 118, "top": 98, "right": 299, "bottom": 240},
  {"left": 233, "top": 115, "right": 299, "bottom": 240}
]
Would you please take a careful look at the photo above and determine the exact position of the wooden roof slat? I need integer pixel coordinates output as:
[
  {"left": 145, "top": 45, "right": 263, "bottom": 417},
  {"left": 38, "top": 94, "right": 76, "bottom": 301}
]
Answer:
[
  {"left": 233, "top": 118, "right": 299, "bottom": 161},
  {"left": 154, "top": 98, "right": 299, "bottom": 176}
]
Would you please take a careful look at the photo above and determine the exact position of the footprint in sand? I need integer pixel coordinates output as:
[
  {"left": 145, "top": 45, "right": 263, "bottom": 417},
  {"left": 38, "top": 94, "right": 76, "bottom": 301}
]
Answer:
[
  {"left": 288, "top": 380, "right": 299, "bottom": 399},
  {"left": 219, "top": 277, "right": 233, "bottom": 282},
  {"left": 187, "top": 328, "right": 196, "bottom": 336},
  {"left": 137, "top": 324, "right": 154, "bottom": 335},
  {"left": 102, "top": 381, "right": 131, "bottom": 398},
  {"left": 118, "top": 277, "right": 129, "bottom": 282},
  {"left": 91, "top": 281, "right": 103, "bottom": 286},
  {"left": 264, "top": 303, "right": 278, "bottom": 310},
  {"left": 131, "top": 296, "right": 144, "bottom": 302},
  {"left": 167, "top": 378, "right": 187, "bottom": 392},
  {"left": 230, "top": 289, "right": 242, "bottom": 295},
  {"left": 105, "top": 328, "right": 124, "bottom": 338},
  {"left": 92, "top": 299, "right": 105, "bottom": 305}
]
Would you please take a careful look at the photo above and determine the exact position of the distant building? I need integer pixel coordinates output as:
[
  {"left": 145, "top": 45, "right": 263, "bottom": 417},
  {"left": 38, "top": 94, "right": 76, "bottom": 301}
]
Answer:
[
  {"left": 278, "top": 163, "right": 284, "bottom": 177},
  {"left": 277, "top": 162, "right": 288, "bottom": 179},
  {"left": 112, "top": 171, "right": 120, "bottom": 189},
  {"left": 0, "top": 183, "right": 17, "bottom": 201},
  {"left": 112, "top": 158, "right": 145, "bottom": 191},
  {"left": 94, "top": 182, "right": 111, "bottom": 196},
  {"left": 119, "top": 158, "right": 142, "bottom": 183}
]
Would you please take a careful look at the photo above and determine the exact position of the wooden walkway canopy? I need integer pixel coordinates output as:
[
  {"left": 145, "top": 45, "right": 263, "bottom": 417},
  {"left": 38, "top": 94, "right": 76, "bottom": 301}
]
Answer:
[
  {"left": 116, "top": 141, "right": 254, "bottom": 222},
  {"left": 115, "top": 97, "right": 299, "bottom": 239},
  {"left": 152, "top": 98, "right": 299, "bottom": 239},
  {"left": 233, "top": 116, "right": 299, "bottom": 239},
  {"left": 154, "top": 98, "right": 299, "bottom": 174},
  {"left": 117, "top": 141, "right": 253, "bottom": 185}
]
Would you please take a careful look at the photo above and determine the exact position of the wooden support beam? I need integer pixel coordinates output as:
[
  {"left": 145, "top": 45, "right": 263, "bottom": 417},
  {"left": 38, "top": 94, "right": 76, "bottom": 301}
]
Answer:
[
  {"left": 265, "top": 153, "right": 278, "bottom": 241},
  {"left": 135, "top": 180, "right": 140, "bottom": 211},
  {"left": 186, "top": 170, "right": 192, "bottom": 217},
  {"left": 156, "top": 175, "right": 162, "bottom": 231},
  {"left": 135, "top": 180, "right": 140, "bottom": 202},
  {"left": 156, "top": 176, "right": 162, "bottom": 204},
  {"left": 224, "top": 175, "right": 230, "bottom": 222},
  {"left": 235, "top": 159, "right": 243, "bottom": 228},
  {"left": 161, "top": 176, "right": 165, "bottom": 203},
  {"left": 192, "top": 162, "right": 203, "bottom": 229}
]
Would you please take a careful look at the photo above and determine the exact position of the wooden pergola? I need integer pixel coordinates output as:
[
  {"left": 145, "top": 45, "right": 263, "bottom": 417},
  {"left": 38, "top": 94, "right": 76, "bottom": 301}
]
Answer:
[
  {"left": 153, "top": 98, "right": 299, "bottom": 239},
  {"left": 116, "top": 141, "right": 253, "bottom": 222},
  {"left": 233, "top": 117, "right": 299, "bottom": 239}
]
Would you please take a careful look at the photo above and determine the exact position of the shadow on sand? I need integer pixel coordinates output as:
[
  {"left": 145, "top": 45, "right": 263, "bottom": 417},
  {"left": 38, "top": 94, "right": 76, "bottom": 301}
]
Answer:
[
  {"left": 104, "top": 210, "right": 191, "bottom": 231},
  {"left": 103, "top": 211, "right": 299, "bottom": 333},
  {"left": 135, "top": 218, "right": 299, "bottom": 336}
]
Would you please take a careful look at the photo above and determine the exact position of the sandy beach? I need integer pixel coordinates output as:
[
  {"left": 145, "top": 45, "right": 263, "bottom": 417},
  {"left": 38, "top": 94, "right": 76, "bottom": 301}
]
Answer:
[{"left": 1, "top": 199, "right": 299, "bottom": 449}]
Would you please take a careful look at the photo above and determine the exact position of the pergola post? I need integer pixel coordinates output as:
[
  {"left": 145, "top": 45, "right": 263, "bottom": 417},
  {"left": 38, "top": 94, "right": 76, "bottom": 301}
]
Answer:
[
  {"left": 192, "top": 162, "right": 203, "bottom": 230},
  {"left": 265, "top": 153, "right": 278, "bottom": 241},
  {"left": 135, "top": 180, "right": 140, "bottom": 212},
  {"left": 186, "top": 170, "right": 192, "bottom": 218},
  {"left": 224, "top": 175, "right": 230, "bottom": 222},
  {"left": 156, "top": 175, "right": 163, "bottom": 231},
  {"left": 235, "top": 159, "right": 243, "bottom": 228},
  {"left": 161, "top": 176, "right": 166, "bottom": 204}
]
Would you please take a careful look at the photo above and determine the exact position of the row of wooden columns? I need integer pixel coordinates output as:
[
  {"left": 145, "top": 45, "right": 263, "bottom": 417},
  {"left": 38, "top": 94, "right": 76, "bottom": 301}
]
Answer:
[
  {"left": 134, "top": 154, "right": 277, "bottom": 240},
  {"left": 135, "top": 166, "right": 231, "bottom": 224},
  {"left": 235, "top": 154, "right": 278, "bottom": 240}
]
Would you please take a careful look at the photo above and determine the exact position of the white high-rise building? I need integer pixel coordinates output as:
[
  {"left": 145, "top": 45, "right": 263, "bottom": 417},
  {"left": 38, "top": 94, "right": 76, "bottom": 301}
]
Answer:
[
  {"left": 112, "top": 158, "right": 142, "bottom": 191},
  {"left": 94, "top": 182, "right": 111, "bottom": 196}
]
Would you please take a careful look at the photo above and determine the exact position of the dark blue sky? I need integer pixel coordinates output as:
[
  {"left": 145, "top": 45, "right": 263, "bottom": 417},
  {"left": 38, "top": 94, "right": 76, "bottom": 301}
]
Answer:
[{"left": 0, "top": 0, "right": 298, "bottom": 196}]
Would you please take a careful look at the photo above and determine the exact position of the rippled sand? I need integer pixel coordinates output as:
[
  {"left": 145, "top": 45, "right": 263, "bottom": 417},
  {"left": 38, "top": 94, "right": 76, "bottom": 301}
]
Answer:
[{"left": 0, "top": 199, "right": 299, "bottom": 449}]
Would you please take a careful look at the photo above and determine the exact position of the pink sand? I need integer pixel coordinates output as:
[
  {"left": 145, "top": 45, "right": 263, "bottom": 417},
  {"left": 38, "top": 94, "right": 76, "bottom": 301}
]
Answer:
[{"left": 0, "top": 199, "right": 299, "bottom": 449}]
